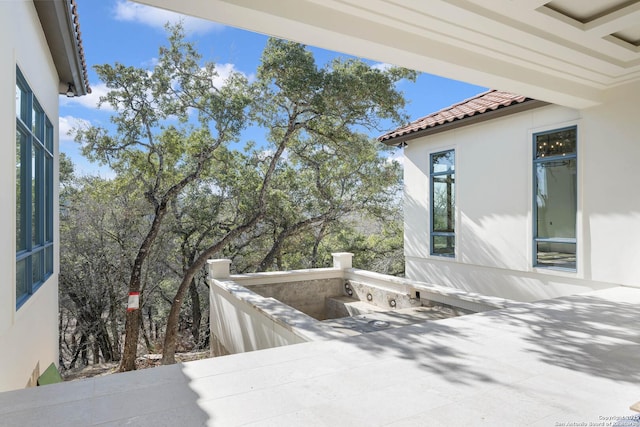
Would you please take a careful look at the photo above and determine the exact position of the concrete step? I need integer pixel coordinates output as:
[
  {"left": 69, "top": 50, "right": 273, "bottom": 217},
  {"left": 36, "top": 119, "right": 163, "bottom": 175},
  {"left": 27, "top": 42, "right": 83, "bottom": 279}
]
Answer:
[{"left": 325, "top": 296, "right": 387, "bottom": 319}]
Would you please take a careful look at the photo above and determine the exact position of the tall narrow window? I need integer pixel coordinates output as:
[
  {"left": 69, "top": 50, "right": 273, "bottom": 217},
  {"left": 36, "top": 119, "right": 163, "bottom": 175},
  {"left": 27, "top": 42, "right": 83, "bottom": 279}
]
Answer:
[
  {"left": 16, "top": 67, "right": 54, "bottom": 307},
  {"left": 533, "top": 127, "right": 577, "bottom": 270},
  {"left": 430, "top": 149, "right": 455, "bottom": 257}
]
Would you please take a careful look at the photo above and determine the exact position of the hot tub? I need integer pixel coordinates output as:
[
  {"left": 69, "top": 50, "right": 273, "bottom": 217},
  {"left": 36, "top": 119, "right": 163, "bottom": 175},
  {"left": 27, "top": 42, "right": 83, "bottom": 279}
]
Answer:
[{"left": 208, "top": 263, "right": 513, "bottom": 356}]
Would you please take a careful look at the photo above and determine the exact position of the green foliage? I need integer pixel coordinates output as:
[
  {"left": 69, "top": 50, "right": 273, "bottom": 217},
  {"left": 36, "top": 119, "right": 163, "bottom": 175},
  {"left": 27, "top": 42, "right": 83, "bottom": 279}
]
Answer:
[
  {"left": 62, "top": 28, "right": 414, "bottom": 366},
  {"left": 254, "top": 38, "right": 416, "bottom": 136},
  {"left": 59, "top": 152, "right": 74, "bottom": 185},
  {"left": 74, "top": 25, "right": 251, "bottom": 198},
  {"left": 59, "top": 175, "right": 141, "bottom": 368},
  {"left": 235, "top": 38, "right": 410, "bottom": 273}
]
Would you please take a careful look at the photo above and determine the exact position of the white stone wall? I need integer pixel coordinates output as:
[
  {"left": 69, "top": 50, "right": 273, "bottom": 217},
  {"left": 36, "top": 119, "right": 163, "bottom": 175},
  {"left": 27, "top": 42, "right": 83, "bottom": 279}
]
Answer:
[
  {"left": 0, "top": 0, "right": 60, "bottom": 391},
  {"left": 207, "top": 256, "right": 355, "bottom": 354},
  {"left": 404, "top": 84, "right": 640, "bottom": 302},
  {"left": 248, "top": 279, "right": 344, "bottom": 320},
  {"left": 209, "top": 278, "right": 339, "bottom": 354},
  {"left": 580, "top": 82, "right": 640, "bottom": 288}
]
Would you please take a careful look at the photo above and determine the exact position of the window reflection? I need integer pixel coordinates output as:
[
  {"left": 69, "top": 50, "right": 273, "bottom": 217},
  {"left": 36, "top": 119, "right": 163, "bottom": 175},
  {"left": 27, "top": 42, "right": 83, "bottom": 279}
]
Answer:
[
  {"left": 16, "top": 67, "right": 55, "bottom": 306},
  {"left": 536, "top": 128, "right": 576, "bottom": 159},
  {"left": 431, "top": 149, "right": 455, "bottom": 257},
  {"left": 534, "top": 127, "right": 577, "bottom": 270},
  {"left": 535, "top": 159, "right": 576, "bottom": 239}
]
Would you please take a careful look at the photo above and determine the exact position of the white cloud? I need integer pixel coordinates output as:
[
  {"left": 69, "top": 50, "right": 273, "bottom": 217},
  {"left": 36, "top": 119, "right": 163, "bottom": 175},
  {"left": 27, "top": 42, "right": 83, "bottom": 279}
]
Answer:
[
  {"left": 371, "top": 62, "right": 393, "bottom": 72},
  {"left": 59, "top": 116, "right": 92, "bottom": 143},
  {"left": 256, "top": 148, "right": 290, "bottom": 163},
  {"left": 257, "top": 149, "right": 274, "bottom": 162},
  {"left": 62, "top": 62, "right": 247, "bottom": 118},
  {"left": 142, "top": 57, "right": 160, "bottom": 69},
  {"left": 114, "top": 1, "right": 223, "bottom": 35},
  {"left": 60, "top": 83, "right": 113, "bottom": 111},
  {"left": 386, "top": 148, "right": 404, "bottom": 166},
  {"left": 211, "top": 63, "right": 244, "bottom": 89}
]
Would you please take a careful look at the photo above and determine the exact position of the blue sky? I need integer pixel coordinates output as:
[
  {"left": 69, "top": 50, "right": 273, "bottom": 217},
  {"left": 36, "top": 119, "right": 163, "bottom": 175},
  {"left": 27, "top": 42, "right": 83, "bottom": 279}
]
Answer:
[{"left": 60, "top": 0, "right": 486, "bottom": 176}]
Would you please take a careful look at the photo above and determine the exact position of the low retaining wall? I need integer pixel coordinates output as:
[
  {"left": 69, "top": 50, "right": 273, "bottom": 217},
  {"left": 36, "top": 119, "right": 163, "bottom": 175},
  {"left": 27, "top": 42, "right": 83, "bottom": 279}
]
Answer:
[
  {"left": 247, "top": 278, "right": 343, "bottom": 320},
  {"left": 207, "top": 254, "right": 517, "bottom": 356},
  {"left": 209, "top": 277, "right": 344, "bottom": 355},
  {"left": 344, "top": 269, "right": 513, "bottom": 313}
]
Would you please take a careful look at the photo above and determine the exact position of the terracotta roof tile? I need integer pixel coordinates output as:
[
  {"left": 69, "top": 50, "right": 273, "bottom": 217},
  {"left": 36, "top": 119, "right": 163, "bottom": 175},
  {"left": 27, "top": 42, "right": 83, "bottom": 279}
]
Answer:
[
  {"left": 70, "top": 0, "right": 91, "bottom": 94},
  {"left": 379, "top": 89, "right": 531, "bottom": 143}
]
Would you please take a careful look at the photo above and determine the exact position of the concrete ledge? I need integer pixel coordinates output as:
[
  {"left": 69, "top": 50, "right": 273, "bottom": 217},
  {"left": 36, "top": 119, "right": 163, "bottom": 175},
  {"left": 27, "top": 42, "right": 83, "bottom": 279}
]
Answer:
[
  {"left": 210, "top": 278, "right": 346, "bottom": 353},
  {"left": 231, "top": 268, "right": 343, "bottom": 286},
  {"left": 346, "top": 269, "right": 517, "bottom": 312},
  {"left": 211, "top": 267, "right": 523, "bottom": 356}
]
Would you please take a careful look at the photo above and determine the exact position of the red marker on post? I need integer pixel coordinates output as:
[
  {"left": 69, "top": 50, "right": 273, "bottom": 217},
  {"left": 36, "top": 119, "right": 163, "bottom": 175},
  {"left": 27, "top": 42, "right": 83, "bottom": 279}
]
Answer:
[{"left": 127, "top": 292, "right": 140, "bottom": 312}]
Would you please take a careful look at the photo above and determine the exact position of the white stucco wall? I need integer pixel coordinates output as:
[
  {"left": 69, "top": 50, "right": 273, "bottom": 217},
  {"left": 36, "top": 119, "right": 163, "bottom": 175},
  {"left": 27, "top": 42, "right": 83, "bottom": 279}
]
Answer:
[
  {"left": 581, "top": 83, "right": 640, "bottom": 288},
  {"left": 0, "top": 0, "right": 60, "bottom": 391},
  {"left": 209, "top": 279, "right": 311, "bottom": 354},
  {"left": 404, "top": 84, "right": 640, "bottom": 302}
]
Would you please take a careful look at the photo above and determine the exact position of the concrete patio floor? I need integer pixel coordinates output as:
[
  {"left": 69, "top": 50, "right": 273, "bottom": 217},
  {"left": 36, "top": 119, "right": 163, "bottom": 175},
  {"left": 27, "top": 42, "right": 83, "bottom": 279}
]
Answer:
[{"left": 1, "top": 286, "right": 640, "bottom": 426}]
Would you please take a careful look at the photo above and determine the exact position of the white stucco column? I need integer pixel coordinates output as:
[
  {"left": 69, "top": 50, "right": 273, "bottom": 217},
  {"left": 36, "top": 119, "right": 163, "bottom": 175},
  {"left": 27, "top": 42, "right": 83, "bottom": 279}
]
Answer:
[
  {"left": 208, "top": 259, "right": 232, "bottom": 279},
  {"left": 332, "top": 252, "right": 353, "bottom": 269}
]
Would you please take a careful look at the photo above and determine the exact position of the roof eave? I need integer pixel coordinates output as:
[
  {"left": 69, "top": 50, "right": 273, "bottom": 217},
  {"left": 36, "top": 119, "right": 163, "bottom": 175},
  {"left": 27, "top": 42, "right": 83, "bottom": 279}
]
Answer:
[
  {"left": 34, "top": 0, "right": 89, "bottom": 97},
  {"left": 380, "top": 99, "right": 549, "bottom": 146}
]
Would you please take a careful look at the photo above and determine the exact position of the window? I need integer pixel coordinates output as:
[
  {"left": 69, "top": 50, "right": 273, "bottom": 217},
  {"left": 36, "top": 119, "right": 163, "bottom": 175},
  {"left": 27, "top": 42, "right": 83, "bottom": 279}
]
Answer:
[
  {"left": 16, "top": 67, "right": 54, "bottom": 307},
  {"left": 430, "top": 149, "right": 455, "bottom": 257},
  {"left": 533, "top": 126, "right": 577, "bottom": 270}
]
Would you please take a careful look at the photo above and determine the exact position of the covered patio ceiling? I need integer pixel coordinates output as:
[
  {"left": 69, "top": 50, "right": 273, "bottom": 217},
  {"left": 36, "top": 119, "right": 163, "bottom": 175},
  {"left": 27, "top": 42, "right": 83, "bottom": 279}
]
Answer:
[{"left": 132, "top": 0, "right": 640, "bottom": 109}]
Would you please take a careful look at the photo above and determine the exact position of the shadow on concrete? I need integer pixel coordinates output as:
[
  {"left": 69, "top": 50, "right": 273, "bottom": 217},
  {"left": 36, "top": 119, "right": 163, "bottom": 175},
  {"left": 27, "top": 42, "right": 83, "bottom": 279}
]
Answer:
[
  {"left": 322, "top": 287, "right": 640, "bottom": 390},
  {"left": 485, "top": 292, "right": 640, "bottom": 384},
  {"left": 0, "top": 363, "right": 213, "bottom": 426},
  {"left": 342, "top": 318, "right": 498, "bottom": 386},
  {"left": 223, "top": 281, "right": 499, "bottom": 387}
]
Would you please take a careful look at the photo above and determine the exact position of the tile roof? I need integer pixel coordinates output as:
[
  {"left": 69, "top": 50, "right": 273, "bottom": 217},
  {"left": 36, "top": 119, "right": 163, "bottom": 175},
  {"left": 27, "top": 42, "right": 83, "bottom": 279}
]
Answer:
[
  {"left": 70, "top": 0, "right": 91, "bottom": 94},
  {"left": 379, "top": 90, "right": 533, "bottom": 144}
]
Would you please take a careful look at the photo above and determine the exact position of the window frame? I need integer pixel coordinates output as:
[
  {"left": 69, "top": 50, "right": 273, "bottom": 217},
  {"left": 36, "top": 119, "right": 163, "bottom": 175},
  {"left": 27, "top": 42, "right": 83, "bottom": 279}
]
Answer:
[
  {"left": 532, "top": 125, "right": 577, "bottom": 271},
  {"left": 16, "top": 67, "right": 55, "bottom": 308},
  {"left": 429, "top": 149, "right": 456, "bottom": 258}
]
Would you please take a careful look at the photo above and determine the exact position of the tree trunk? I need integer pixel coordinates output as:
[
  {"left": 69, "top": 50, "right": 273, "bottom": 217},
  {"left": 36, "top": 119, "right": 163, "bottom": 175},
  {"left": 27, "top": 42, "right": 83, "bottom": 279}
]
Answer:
[
  {"left": 161, "top": 216, "right": 262, "bottom": 364},
  {"left": 258, "top": 215, "right": 329, "bottom": 271},
  {"left": 311, "top": 224, "right": 327, "bottom": 268},
  {"left": 147, "top": 306, "right": 154, "bottom": 341},
  {"left": 93, "top": 341, "right": 100, "bottom": 365},
  {"left": 162, "top": 121, "right": 294, "bottom": 365},
  {"left": 119, "top": 158, "right": 208, "bottom": 371},
  {"left": 202, "top": 314, "right": 210, "bottom": 350},
  {"left": 119, "top": 310, "right": 140, "bottom": 371},
  {"left": 80, "top": 333, "right": 89, "bottom": 366},
  {"left": 58, "top": 314, "right": 67, "bottom": 370},
  {"left": 96, "top": 319, "right": 115, "bottom": 362},
  {"left": 68, "top": 334, "right": 84, "bottom": 370},
  {"left": 119, "top": 201, "right": 168, "bottom": 371},
  {"left": 108, "top": 283, "right": 121, "bottom": 362},
  {"left": 139, "top": 309, "right": 153, "bottom": 353},
  {"left": 189, "top": 279, "right": 202, "bottom": 347}
]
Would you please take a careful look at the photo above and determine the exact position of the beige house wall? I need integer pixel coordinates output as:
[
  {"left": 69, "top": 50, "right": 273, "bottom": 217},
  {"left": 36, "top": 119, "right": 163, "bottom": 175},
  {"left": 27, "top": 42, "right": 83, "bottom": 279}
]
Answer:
[
  {"left": 0, "top": 0, "right": 60, "bottom": 391},
  {"left": 404, "top": 82, "right": 640, "bottom": 302}
]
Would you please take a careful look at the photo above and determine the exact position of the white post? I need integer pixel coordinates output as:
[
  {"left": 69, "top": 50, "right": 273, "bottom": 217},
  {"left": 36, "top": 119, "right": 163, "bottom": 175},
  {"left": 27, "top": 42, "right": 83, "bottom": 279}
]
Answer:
[
  {"left": 332, "top": 252, "right": 353, "bottom": 270},
  {"left": 208, "top": 259, "right": 232, "bottom": 279}
]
